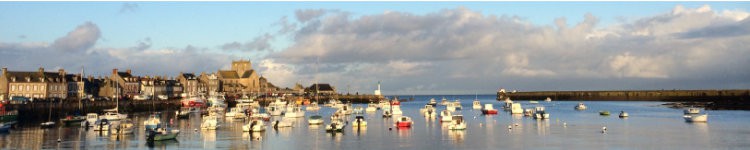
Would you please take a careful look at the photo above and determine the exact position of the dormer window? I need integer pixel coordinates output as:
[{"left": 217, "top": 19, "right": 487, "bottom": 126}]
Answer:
[
  {"left": 11, "top": 77, "right": 16, "bottom": 82},
  {"left": 26, "top": 77, "right": 31, "bottom": 82}
]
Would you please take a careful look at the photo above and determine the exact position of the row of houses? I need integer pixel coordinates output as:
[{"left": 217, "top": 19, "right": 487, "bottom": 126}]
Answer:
[{"left": 0, "top": 60, "right": 287, "bottom": 101}]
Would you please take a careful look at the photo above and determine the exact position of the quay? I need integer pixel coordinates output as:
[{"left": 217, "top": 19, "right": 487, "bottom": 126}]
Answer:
[
  {"left": 498, "top": 89, "right": 750, "bottom": 110},
  {"left": 4, "top": 99, "right": 181, "bottom": 125}
]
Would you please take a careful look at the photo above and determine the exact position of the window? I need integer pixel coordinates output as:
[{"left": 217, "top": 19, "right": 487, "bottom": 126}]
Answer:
[
  {"left": 26, "top": 85, "right": 30, "bottom": 91},
  {"left": 34, "top": 86, "right": 38, "bottom": 91},
  {"left": 11, "top": 85, "right": 15, "bottom": 91}
]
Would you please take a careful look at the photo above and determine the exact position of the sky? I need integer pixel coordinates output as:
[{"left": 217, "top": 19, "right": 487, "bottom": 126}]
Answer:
[{"left": 1, "top": 2, "right": 749, "bottom": 95}]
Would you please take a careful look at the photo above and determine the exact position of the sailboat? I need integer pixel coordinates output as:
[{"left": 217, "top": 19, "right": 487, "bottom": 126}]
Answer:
[
  {"left": 103, "top": 84, "right": 127, "bottom": 121},
  {"left": 40, "top": 103, "right": 55, "bottom": 128}
]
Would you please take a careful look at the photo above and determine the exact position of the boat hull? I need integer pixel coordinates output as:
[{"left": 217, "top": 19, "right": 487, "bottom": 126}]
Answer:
[{"left": 482, "top": 110, "right": 498, "bottom": 115}]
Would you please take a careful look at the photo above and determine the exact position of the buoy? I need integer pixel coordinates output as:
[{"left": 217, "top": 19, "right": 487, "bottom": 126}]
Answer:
[
  {"left": 507, "top": 125, "right": 512, "bottom": 130},
  {"left": 563, "top": 122, "right": 567, "bottom": 127},
  {"left": 602, "top": 126, "right": 607, "bottom": 133},
  {"left": 57, "top": 138, "right": 61, "bottom": 143},
  {"left": 194, "top": 128, "right": 198, "bottom": 132},
  {"left": 514, "top": 123, "right": 519, "bottom": 126},
  {"left": 389, "top": 127, "right": 392, "bottom": 130}
]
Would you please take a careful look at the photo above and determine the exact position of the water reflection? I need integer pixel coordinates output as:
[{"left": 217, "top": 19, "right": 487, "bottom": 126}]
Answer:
[
  {"left": 447, "top": 130, "right": 465, "bottom": 144},
  {"left": 535, "top": 119, "right": 550, "bottom": 136}
]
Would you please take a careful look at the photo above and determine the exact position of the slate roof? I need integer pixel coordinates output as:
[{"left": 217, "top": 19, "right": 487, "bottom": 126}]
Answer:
[{"left": 306, "top": 84, "right": 335, "bottom": 91}]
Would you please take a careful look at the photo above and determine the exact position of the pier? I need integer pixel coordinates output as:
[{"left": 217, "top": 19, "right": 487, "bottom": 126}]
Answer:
[
  {"left": 498, "top": 89, "right": 750, "bottom": 110},
  {"left": 4, "top": 100, "right": 182, "bottom": 125}
]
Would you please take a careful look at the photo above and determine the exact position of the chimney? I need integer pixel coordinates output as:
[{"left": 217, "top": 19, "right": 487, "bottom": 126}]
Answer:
[
  {"left": 113, "top": 69, "right": 118, "bottom": 74},
  {"left": 38, "top": 67, "right": 44, "bottom": 73},
  {"left": 2, "top": 67, "right": 6, "bottom": 75},
  {"left": 59, "top": 69, "right": 65, "bottom": 76},
  {"left": 126, "top": 69, "right": 131, "bottom": 74}
]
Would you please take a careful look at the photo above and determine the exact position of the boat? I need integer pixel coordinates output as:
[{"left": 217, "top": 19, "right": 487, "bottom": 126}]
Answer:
[
  {"left": 529, "top": 101, "right": 539, "bottom": 104},
  {"left": 143, "top": 113, "right": 162, "bottom": 131},
  {"left": 0, "top": 122, "right": 10, "bottom": 133},
  {"left": 472, "top": 100, "right": 482, "bottom": 109},
  {"left": 503, "top": 101, "right": 513, "bottom": 110},
  {"left": 81, "top": 113, "right": 98, "bottom": 128},
  {"left": 111, "top": 119, "right": 135, "bottom": 135},
  {"left": 481, "top": 104, "right": 498, "bottom": 115},
  {"left": 93, "top": 119, "right": 111, "bottom": 131},
  {"left": 352, "top": 116, "right": 367, "bottom": 128},
  {"left": 308, "top": 115, "right": 324, "bottom": 125},
  {"left": 390, "top": 98, "right": 401, "bottom": 106},
  {"left": 533, "top": 106, "right": 550, "bottom": 119},
  {"left": 306, "top": 102, "right": 320, "bottom": 111},
  {"left": 545, "top": 97, "right": 552, "bottom": 102},
  {"left": 446, "top": 102, "right": 456, "bottom": 112},
  {"left": 395, "top": 116, "right": 413, "bottom": 128},
  {"left": 427, "top": 98, "right": 438, "bottom": 106},
  {"left": 134, "top": 94, "right": 151, "bottom": 101},
  {"left": 382, "top": 109, "right": 393, "bottom": 118},
  {"left": 684, "top": 108, "right": 701, "bottom": 114},
  {"left": 419, "top": 105, "right": 435, "bottom": 114},
  {"left": 379, "top": 101, "right": 390, "bottom": 110},
  {"left": 325, "top": 118, "right": 346, "bottom": 132},
  {"left": 365, "top": 103, "right": 378, "bottom": 112},
  {"left": 146, "top": 127, "right": 180, "bottom": 141},
  {"left": 453, "top": 100, "right": 462, "bottom": 110},
  {"left": 268, "top": 105, "right": 283, "bottom": 116},
  {"left": 101, "top": 108, "right": 128, "bottom": 121},
  {"left": 176, "top": 107, "right": 197, "bottom": 119},
  {"left": 40, "top": 104, "right": 55, "bottom": 128},
  {"left": 340, "top": 104, "right": 353, "bottom": 115},
  {"left": 599, "top": 111, "right": 611, "bottom": 116},
  {"left": 353, "top": 106, "right": 364, "bottom": 114},
  {"left": 440, "top": 97, "right": 449, "bottom": 105},
  {"left": 619, "top": 111, "right": 629, "bottom": 118},
  {"left": 324, "top": 99, "right": 341, "bottom": 108},
  {"left": 242, "top": 119, "right": 266, "bottom": 132},
  {"left": 510, "top": 103, "right": 523, "bottom": 114},
  {"left": 440, "top": 110, "right": 453, "bottom": 122},
  {"left": 575, "top": 102, "right": 587, "bottom": 110},
  {"left": 61, "top": 115, "right": 86, "bottom": 126},
  {"left": 272, "top": 118, "right": 294, "bottom": 128},
  {"left": 448, "top": 115, "right": 466, "bottom": 130},
  {"left": 181, "top": 96, "right": 206, "bottom": 107},
  {"left": 684, "top": 114, "right": 708, "bottom": 122},
  {"left": 225, "top": 107, "right": 243, "bottom": 118},
  {"left": 284, "top": 105, "right": 305, "bottom": 118},
  {"left": 523, "top": 108, "right": 533, "bottom": 116},
  {"left": 201, "top": 115, "right": 219, "bottom": 130}
]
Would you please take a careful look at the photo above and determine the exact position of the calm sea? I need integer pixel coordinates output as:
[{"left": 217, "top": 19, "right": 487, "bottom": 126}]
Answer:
[{"left": 2, "top": 95, "right": 749, "bottom": 149}]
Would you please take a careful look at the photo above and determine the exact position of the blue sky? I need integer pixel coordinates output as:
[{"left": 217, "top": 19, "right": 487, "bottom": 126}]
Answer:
[{"left": 1, "top": 2, "right": 749, "bottom": 94}]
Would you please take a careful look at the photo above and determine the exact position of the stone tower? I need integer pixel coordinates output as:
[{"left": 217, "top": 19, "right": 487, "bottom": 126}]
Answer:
[{"left": 232, "top": 60, "right": 251, "bottom": 75}]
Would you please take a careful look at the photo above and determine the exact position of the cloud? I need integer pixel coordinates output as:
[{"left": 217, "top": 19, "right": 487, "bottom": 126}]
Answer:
[
  {"left": 263, "top": 5, "right": 750, "bottom": 94},
  {"left": 120, "top": 3, "right": 139, "bottom": 13},
  {"left": 51, "top": 22, "right": 101, "bottom": 53},
  {"left": 221, "top": 33, "right": 274, "bottom": 52}
]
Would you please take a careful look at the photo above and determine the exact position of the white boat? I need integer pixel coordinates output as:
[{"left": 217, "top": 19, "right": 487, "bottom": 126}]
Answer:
[
  {"left": 529, "top": 101, "right": 539, "bottom": 104},
  {"left": 143, "top": 113, "right": 162, "bottom": 131},
  {"left": 201, "top": 115, "right": 220, "bottom": 130},
  {"left": 82, "top": 113, "right": 98, "bottom": 128},
  {"left": 545, "top": 97, "right": 552, "bottom": 102},
  {"left": 482, "top": 104, "right": 498, "bottom": 115},
  {"left": 268, "top": 106, "right": 283, "bottom": 116},
  {"left": 225, "top": 107, "right": 243, "bottom": 118},
  {"left": 440, "top": 97, "right": 449, "bottom": 106},
  {"left": 101, "top": 108, "right": 128, "bottom": 121},
  {"left": 40, "top": 121, "right": 55, "bottom": 128},
  {"left": 134, "top": 94, "right": 151, "bottom": 101},
  {"left": 419, "top": 105, "right": 436, "bottom": 114},
  {"left": 325, "top": 99, "right": 342, "bottom": 108},
  {"left": 523, "top": 108, "right": 533, "bottom": 116},
  {"left": 395, "top": 116, "right": 413, "bottom": 127},
  {"left": 684, "top": 108, "right": 701, "bottom": 114},
  {"left": 382, "top": 109, "right": 393, "bottom": 118},
  {"left": 510, "top": 103, "right": 523, "bottom": 114},
  {"left": 352, "top": 116, "right": 367, "bottom": 128},
  {"left": 448, "top": 115, "right": 466, "bottom": 130},
  {"left": 326, "top": 119, "right": 346, "bottom": 132},
  {"left": 453, "top": 100, "right": 462, "bottom": 110},
  {"left": 472, "top": 100, "right": 482, "bottom": 109},
  {"left": 93, "top": 119, "right": 111, "bottom": 131},
  {"left": 111, "top": 119, "right": 135, "bottom": 135},
  {"left": 619, "top": 111, "right": 629, "bottom": 118},
  {"left": 284, "top": 105, "right": 305, "bottom": 118},
  {"left": 353, "top": 106, "right": 364, "bottom": 114},
  {"left": 147, "top": 127, "right": 180, "bottom": 141},
  {"left": 440, "top": 110, "right": 453, "bottom": 122},
  {"left": 427, "top": 98, "right": 438, "bottom": 106},
  {"left": 341, "top": 104, "right": 353, "bottom": 115},
  {"left": 684, "top": 114, "right": 708, "bottom": 122},
  {"left": 308, "top": 115, "right": 324, "bottom": 125},
  {"left": 306, "top": 103, "right": 320, "bottom": 111},
  {"left": 157, "top": 95, "right": 169, "bottom": 100},
  {"left": 392, "top": 106, "right": 403, "bottom": 115},
  {"left": 534, "top": 106, "right": 550, "bottom": 119},
  {"left": 575, "top": 102, "right": 587, "bottom": 110},
  {"left": 365, "top": 103, "right": 378, "bottom": 112},
  {"left": 446, "top": 102, "right": 456, "bottom": 112},
  {"left": 242, "top": 119, "right": 266, "bottom": 132},
  {"left": 379, "top": 101, "right": 391, "bottom": 110}
]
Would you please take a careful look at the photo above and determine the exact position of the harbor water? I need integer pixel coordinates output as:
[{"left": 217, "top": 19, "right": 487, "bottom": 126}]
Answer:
[{"left": 1, "top": 95, "right": 749, "bottom": 149}]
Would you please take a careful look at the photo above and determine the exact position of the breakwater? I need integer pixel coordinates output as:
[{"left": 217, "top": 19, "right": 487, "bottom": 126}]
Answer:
[
  {"left": 4, "top": 100, "right": 182, "bottom": 125},
  {"left": 498, "top": 89, "right": 750, "bottom": 110}
]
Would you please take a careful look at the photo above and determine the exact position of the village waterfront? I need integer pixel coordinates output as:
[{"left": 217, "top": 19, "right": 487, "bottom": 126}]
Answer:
[{"left": 1, "top": 95, "right": 749, "bottom": 149}]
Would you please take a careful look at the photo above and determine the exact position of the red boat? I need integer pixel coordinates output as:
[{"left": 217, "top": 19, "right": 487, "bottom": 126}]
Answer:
[
  {"left": 395, "top": 116, "right": 413, "bottom": 127},
  {"left": 391, "top": 98, "right": 400, "bottom": 106},
  {"left": 481, "top": 104, "right": 498, "bottom": 114},
  {"left": 181, "top": 96, "right": 206, "bottom": 107}
]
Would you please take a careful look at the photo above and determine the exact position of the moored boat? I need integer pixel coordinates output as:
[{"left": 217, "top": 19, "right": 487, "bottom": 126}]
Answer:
[
  {"left": 325, "top": 119, "right": 346, "bottom": 132},
  {"left": 146, "top": 127, "right": 180, "bottom": 141},
  {"left": 395, "top": 116, "right": 413, "bottom": 128},
  {"left": 143, "top": 113, "right": 162, "bottom": 131},
  {"left": 448, "top": 115, "right": 466, "bottom": 130},
  {"left": 481, "top": 104, "right": 498, "bottom": 115},
  {"left": 427, "top": 98, "right": 438, "bottom": 106},
  {"left": 440, "top": 110, "right": 453, "bottom": 122},
  {"left": 352, "top": 116, "right": 367, "bottom": 128},
  {"left": 510, "top": 103, "right": 523, "bottom": 114},
  {"left": 308, "top": 115, "right": 324, "bottom": 125},
  {"left": 575, "top": 102, "right": 587, "bottom": 110},
  {"left": 242, "top": 119, "right": 266, "bottom": 132},
  {"left": 684, "top": 108, "right": 701, "bottom": 114},
  {"left": 619, "top": 111, "right": 629, "bottom": 118},
  {"left": 201, "top": 115, "right": 220, "bottom": 130},
  {"left": 472, "top": 100, "right": 482, "bottom": 109},
  {"left": 534, "top": 106, "right": 550, "bottom": 119},
  {"left": 365, "top": 103, "right": 378, "bottom": 112},
  {"left": 600, "top": 111, "right": 611, "bottom": 116},
  {"left": 684, "top": 114, "right": 708, "bottom": 122},
  {"left": 60, "top": 115, "right": 86, "bottom": 126}
]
